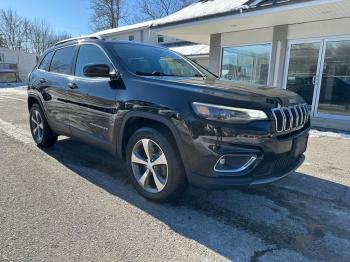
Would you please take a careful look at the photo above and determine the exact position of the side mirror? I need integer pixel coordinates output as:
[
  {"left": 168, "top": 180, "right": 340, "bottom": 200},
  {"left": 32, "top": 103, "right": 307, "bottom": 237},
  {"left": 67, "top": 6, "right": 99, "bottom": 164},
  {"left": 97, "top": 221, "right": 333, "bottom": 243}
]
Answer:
[{"left": 83, "top": 64, "right": 113, "bottom": 78}]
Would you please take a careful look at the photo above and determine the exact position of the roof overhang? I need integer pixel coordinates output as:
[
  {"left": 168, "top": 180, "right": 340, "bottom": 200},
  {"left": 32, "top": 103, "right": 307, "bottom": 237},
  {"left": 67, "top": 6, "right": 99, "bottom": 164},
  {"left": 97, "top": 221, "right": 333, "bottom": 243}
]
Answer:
[{"left": 152, "top": 0, "right": 350, "bottom": 45}]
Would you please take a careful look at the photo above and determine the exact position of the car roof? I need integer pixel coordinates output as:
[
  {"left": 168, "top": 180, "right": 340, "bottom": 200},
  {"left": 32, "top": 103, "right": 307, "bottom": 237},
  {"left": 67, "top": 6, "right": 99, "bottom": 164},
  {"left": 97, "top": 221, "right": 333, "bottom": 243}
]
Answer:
[{"left": 47, "top": 37, "right": 169, "bottom": 53}]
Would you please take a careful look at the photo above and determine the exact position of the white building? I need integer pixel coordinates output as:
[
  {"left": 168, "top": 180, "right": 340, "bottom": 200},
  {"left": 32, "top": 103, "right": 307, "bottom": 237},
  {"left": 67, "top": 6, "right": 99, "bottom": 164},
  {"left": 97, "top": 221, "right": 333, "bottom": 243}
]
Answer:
[
  {"left": 92, "top": 20, "right": 210, "bottom": 68},
  {"left": 0, "top": 47, "right": 37, "bottom": 84},
  {"left": 152, "top": 0, "right": 350, "bottom": 131}
]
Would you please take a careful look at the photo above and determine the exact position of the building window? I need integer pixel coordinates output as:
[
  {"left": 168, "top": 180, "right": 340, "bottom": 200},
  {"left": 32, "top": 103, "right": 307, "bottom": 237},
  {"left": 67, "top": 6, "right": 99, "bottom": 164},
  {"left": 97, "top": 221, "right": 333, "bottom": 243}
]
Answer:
[
  {"left": 0, "top": 53, "right": 4, "bottom": 62},
  {"left": 221, "top": 44, "right": 271, "bottom": 85},
  {"left": 128, "top": 35, "right": 134, "bottom": 41},
  {"left": 158, "top": 35, "right": 164, "bottom": 43}
]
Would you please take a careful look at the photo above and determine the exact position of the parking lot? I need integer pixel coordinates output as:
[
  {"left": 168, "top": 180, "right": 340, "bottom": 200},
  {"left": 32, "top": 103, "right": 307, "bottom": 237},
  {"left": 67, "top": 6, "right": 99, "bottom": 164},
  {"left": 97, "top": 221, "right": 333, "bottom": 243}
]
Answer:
[{"left": 0, "top": 87, "right": 350, "bottom": 261}]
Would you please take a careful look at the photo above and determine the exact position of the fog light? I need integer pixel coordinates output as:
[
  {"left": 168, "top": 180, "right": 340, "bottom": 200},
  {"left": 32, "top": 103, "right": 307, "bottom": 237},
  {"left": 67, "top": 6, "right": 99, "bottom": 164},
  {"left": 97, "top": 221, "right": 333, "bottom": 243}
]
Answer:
[{"left": 214, "top": 154, "right": 257, "bottom": 173}]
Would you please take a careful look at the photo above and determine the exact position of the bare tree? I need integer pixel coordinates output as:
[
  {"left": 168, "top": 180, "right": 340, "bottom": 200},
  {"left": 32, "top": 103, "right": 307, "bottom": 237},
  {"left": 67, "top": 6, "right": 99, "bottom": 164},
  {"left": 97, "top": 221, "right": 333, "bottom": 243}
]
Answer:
[
  {"left": 138, "top": 0, "right": 195, "bottom": 20},
  {"left": 0, "top": 9, "right": 23, "bottom": 50},
  {"left": 90, "top": 0, "right": 129, "bottom": 31},
  {"left": 47, "top": 31, "right": 72, "bottom": 47},
  {"left": 30, "top": 19, "right": 52, "bottom": 54},
  {"left": 21, "top": 18, "right": 33, "bottom": 52},
  {"left": 0, "top": 8, "right": 72, "bottom": 54}
]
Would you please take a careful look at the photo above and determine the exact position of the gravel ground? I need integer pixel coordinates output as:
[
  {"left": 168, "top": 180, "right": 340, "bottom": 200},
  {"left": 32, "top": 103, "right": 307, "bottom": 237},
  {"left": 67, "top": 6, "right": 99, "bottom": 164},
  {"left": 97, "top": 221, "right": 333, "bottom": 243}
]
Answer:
[{"left": 0, "top": 88, "right": 349, "bottom": 262}]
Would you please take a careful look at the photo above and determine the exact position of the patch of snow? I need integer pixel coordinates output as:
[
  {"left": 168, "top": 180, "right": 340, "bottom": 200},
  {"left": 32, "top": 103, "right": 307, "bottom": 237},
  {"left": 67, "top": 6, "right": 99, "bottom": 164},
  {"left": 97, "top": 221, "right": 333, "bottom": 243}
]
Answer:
[
  {"left": 309, "top": 129, "right": 350, "bottom": 139},
  {"left": 152, "top": 0, "right": 249, "bottom": 27},
  {"left": 0, "top": 119, "right": 33, "bottom": 144},
  {"left": 169, "top": 44, "right": 209, "bottom": 56},
  {"left": 0, "top": 86, "right": 27, "bottom": 94},
  {"left": 0, "top": 82, "right": 27, "bottom": 89}
]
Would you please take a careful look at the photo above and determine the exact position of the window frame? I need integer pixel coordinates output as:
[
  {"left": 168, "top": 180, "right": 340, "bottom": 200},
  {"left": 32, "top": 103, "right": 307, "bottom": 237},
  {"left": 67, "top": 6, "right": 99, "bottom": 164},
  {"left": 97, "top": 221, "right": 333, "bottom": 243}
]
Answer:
[
  {"left": 220, "top": 42, "right": 272, "bottom": 86},
  {"left": 73, "top": 43, "right": 116, "bottom": 80},
  {"left": 49, "top": 44, "right": 77, "bottom": 76},
  {"left": 157, "top": 35, "right": 165, "bottom": 43},
  {"left": 38, "top": 51, "right": 54, "bottom": 72},
  {"left": 128, "top": 35, "right": 134, "bottom": 41},
  {"left": 109, "top": 42, "right": 210, "bottom": 78}
]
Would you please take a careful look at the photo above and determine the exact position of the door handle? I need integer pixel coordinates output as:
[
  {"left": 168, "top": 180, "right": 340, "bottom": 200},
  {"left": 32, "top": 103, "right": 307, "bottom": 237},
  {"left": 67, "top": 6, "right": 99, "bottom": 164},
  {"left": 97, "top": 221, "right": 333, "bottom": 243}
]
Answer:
[
  {"left": 39, "top": 78, "right": 46, "bottom": 84},
  {"left": 67, "top": 82, "right": 78, "bottom": 89},
  {"left": 312, "top": 75, "right": 316, "bottom": 85}
]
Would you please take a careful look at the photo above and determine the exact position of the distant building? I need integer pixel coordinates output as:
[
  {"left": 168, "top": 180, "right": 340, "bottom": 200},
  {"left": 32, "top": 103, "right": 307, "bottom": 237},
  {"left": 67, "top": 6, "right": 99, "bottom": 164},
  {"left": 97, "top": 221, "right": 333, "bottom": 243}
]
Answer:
[
  {"left": 91, "top": 20, "right": 210, "bottom": 68},
  {"left": 0, "top": 47, "right": 37, "bottom": 85}
]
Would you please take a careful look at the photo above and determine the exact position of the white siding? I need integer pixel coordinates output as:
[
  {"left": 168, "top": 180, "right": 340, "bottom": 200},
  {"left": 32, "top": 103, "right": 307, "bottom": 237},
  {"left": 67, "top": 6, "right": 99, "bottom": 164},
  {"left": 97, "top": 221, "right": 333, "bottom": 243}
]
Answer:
[
  {"left": 288, "top": 17, "right": 350, "bottom": 40},
  {"left": 0, "top": 47, "right": 37, "bottom": 81},
  {"left": 221, "top": 27, "right": 274, "bottom": 46}
]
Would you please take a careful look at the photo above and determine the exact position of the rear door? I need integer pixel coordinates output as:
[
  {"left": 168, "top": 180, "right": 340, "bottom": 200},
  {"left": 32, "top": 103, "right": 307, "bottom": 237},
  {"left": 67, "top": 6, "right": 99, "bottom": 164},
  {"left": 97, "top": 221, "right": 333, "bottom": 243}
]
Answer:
[
  {"left": 42, "top": 46, "right": 76, "bottom": 135},
  {"left": 70, "top": 44, "right": 119, "bottom": 144}
]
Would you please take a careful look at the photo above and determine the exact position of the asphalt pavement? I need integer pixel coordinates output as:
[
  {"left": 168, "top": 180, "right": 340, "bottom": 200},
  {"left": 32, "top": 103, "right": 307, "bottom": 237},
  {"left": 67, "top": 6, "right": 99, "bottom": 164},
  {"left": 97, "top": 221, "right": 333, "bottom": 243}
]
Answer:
[{"left": 0, "top": 88, "right": 350, "bottom": 261}]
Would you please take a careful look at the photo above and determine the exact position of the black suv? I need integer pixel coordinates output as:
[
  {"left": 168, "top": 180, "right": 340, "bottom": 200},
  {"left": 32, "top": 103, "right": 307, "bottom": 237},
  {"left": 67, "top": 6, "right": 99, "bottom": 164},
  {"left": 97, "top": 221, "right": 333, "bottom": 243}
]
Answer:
[{"left": 28, "top": 37, "right": 310, "bottom": 201}]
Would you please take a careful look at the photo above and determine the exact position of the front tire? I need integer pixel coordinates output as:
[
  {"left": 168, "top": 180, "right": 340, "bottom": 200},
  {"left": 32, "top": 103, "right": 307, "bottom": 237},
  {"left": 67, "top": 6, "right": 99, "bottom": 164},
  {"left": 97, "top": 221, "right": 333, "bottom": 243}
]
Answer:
[
  {"left": 29, "top": 104, "right": 58, "bottom": 147},
  {"left": 126, "top": 127, "right": 187, "bottom": 201}
]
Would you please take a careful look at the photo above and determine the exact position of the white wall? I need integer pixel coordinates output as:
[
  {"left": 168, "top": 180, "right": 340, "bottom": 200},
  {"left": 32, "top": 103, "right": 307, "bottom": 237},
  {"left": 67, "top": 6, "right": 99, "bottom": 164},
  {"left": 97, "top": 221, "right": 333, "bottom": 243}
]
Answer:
[
  {"left": 0, "top": 47, "right": 37, "bottom": 81},
  {"left": 104, "top": 28, "right": 182, "bottom": 45},
  {"left": 288, "top": 17, "right": 350, "bottom": 40},
  {"left": 221, "top": 27, "right": 274, "bottom": 46},
  {"left": 108, "top": 30, "right": 143, "bottom": 42}
]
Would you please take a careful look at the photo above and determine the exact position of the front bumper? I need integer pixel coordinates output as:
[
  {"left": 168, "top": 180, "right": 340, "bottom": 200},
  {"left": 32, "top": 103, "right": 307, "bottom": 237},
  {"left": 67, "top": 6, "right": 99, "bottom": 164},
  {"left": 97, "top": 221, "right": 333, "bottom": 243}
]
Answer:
[
  {"left": 188, "top": 154, "right": 305, "bottom": 189},
  {"left": 183, "top": 121, "right": 310, "bottom": 189}
]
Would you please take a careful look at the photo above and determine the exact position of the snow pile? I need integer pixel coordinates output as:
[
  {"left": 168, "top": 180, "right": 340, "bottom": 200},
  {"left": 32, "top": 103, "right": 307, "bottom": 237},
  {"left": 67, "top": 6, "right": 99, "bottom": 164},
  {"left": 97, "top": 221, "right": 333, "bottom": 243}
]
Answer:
[
  {"left": 309, "top": 129, "right": 350, "bottom": 139},
  {"left": 92, "top": 20, "right": 155, "bottom": 37},
  {"left": 170, "top": 44, "right": 209, "bottom": 56},
  {"left": 153, "top": 0, "right": 249, "bottom": 27}
]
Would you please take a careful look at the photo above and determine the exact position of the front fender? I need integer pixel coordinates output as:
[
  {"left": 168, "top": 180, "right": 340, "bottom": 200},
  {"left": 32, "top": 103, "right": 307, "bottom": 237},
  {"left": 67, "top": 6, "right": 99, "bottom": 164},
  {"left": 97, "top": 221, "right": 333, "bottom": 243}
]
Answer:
[{"left": 116, "top": 111, "right": 193, "bottom": 176}]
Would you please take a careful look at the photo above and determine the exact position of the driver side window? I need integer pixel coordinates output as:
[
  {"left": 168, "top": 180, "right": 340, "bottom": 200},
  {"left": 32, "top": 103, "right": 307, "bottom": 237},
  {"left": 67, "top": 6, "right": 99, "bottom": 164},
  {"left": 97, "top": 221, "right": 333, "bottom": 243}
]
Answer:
[{"left": 75, "top": 45, "right": 111, "bottom": 77}]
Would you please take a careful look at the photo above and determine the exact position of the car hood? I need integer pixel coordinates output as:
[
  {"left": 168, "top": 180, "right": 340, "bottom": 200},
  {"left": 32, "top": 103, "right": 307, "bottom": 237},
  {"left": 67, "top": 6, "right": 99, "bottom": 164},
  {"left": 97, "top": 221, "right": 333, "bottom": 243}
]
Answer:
[{"left": 162, "top": 77, "right": 305, "bottom": 108}]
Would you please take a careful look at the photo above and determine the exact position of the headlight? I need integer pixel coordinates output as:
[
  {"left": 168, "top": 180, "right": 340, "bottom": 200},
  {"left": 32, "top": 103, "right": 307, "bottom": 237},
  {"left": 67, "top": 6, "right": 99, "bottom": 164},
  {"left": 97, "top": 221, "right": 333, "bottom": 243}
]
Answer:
[{"left": 192, "top": 102, "right": 268, "bottom": 123}]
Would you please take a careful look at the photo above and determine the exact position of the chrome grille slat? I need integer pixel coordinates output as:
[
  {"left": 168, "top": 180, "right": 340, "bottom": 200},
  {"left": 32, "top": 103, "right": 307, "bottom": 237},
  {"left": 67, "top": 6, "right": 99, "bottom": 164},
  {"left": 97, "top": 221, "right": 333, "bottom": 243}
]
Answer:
[{"left": 272, "top": 103, "right": 309, "bottom": 133}]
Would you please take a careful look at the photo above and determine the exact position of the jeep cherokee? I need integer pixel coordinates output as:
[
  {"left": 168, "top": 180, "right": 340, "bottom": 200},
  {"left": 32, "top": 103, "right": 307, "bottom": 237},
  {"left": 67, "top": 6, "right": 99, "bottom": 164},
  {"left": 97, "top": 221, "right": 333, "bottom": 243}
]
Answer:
[{"left": 28, "top": 36, "right": 310, "bottom": 201}]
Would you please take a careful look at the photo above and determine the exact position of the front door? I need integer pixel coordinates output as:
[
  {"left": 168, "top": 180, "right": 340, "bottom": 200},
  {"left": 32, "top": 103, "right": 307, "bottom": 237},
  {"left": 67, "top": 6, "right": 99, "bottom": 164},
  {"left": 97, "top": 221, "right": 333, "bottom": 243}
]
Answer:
[
  {"left": 70, "top": 44, "right": 118, "bottom": 144},
  {"left": 315, "top": 39, "right": 350, "bottom": 119},
  {"left": 284, "top": 38, "right": 350, "bottom": 121},
  {"left": 284, "top": 41, "right": 323, "bottom": 114}
]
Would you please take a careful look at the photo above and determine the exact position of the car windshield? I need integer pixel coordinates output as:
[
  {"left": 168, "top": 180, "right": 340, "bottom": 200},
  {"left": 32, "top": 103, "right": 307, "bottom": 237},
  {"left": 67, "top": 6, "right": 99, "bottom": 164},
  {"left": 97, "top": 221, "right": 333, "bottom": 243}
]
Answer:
[{"left": 109, "top": 42, "right": 213, "bottom": 78}]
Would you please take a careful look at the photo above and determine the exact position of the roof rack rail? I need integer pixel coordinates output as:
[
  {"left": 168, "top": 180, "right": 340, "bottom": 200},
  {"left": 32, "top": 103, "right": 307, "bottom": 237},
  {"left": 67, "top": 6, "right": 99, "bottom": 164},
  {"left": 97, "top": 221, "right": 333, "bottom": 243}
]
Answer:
[{"left": 54, "top": 35, "right": 104, "bottom": 46}]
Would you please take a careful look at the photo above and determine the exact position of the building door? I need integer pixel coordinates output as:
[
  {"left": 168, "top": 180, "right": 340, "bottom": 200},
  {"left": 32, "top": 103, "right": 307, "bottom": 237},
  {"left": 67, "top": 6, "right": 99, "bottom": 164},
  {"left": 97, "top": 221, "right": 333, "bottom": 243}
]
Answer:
[
  {"left": 284, "top": 40, "right": 323, "bottom": 116},
  {"left": 314, "top": 39, "right": 350, "bottom": 119},
  {"left": 284, "top": 38, "right": 350, "bottom": 121}
]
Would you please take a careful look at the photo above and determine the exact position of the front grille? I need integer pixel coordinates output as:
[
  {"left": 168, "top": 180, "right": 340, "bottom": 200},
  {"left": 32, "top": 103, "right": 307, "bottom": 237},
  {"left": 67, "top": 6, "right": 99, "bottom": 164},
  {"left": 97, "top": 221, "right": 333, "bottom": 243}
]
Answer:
[{"left": 272, "top": 103, "right": 309, "bottom": 133}]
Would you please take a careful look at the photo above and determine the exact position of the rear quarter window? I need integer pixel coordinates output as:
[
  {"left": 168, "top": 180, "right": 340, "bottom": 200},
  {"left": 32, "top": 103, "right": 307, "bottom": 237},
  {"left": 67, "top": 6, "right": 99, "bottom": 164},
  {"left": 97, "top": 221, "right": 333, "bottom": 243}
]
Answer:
[
  {"left": 38, "top": 52, "right": 54, "bottom": 71},
  {"left": 50, "top": 46, "right": 75, "bottom": 75}
]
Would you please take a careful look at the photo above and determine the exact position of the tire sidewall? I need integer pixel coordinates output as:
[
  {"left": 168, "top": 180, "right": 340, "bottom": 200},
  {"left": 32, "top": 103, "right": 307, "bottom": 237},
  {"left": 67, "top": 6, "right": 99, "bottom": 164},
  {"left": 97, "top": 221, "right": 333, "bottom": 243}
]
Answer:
[
  {"left": 29, "top": 104, "right": 52, "bottom": 147},
  {"left": 126, "top": 127, "right": 186, "bottom": 201}
]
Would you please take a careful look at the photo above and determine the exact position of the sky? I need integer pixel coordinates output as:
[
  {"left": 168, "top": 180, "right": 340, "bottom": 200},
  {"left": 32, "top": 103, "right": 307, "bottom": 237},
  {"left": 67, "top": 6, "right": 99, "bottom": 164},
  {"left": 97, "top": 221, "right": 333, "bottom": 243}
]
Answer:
[{"left": 0, "top": 0, "right": 139, "bottom": 37}]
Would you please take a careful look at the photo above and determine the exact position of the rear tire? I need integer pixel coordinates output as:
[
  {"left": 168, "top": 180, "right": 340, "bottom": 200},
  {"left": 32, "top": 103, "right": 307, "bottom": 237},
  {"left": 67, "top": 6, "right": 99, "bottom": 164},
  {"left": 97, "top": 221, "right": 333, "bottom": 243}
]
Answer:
[
  {"left": 126, "top": 127, "right": 187, "bottom": 202},
  {"left": 29, "top": 104, "right": 58, "bottom": 147}
]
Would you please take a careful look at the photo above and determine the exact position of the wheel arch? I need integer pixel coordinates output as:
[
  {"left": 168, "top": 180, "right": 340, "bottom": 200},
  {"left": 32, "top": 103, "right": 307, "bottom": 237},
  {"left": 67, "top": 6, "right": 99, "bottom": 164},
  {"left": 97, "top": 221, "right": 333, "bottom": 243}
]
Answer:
[
  {"left": 28, "top": 94, "right": 51, "bottom": 125},
  {"left": 117, "top": 111, "right": 191, "bottom": 175}
]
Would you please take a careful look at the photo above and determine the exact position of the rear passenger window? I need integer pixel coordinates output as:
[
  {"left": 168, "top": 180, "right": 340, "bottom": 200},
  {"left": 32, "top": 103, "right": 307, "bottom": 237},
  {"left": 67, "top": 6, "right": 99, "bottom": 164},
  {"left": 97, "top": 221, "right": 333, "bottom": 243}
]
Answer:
[
  {"left": 38, "top": 52, "right": 53, "bottom": 71},
  {"left": 75, "top": 45, "right": 111, "bottom": 77},
  {"left": 50, "top": 46, "right": 75, "bottom": 74}
]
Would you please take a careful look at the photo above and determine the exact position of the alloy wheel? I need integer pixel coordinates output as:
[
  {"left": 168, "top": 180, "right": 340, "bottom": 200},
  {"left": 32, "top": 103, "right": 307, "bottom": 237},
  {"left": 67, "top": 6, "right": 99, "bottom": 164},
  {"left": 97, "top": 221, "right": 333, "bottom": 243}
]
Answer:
[
  {"left": 131, "top": 138, "right": 168, "bottom": 193},
  {"left": 31, "top": 110, "right": 44, "bottom": 143}
]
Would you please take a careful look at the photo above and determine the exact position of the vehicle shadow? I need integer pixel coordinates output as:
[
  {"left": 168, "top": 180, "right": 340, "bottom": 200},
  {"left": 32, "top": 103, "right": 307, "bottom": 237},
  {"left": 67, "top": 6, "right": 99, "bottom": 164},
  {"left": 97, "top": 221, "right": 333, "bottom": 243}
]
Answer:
[{"left": 41, "top": 137, "right": 350, "bottom": 261}]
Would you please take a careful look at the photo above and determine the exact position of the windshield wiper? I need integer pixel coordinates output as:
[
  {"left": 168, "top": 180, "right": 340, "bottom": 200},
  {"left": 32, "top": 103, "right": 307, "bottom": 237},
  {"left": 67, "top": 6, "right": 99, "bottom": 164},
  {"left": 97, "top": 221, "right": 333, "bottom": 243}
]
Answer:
[{"left": 135, "top": 71, "right": 177, "bottom": 77}]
